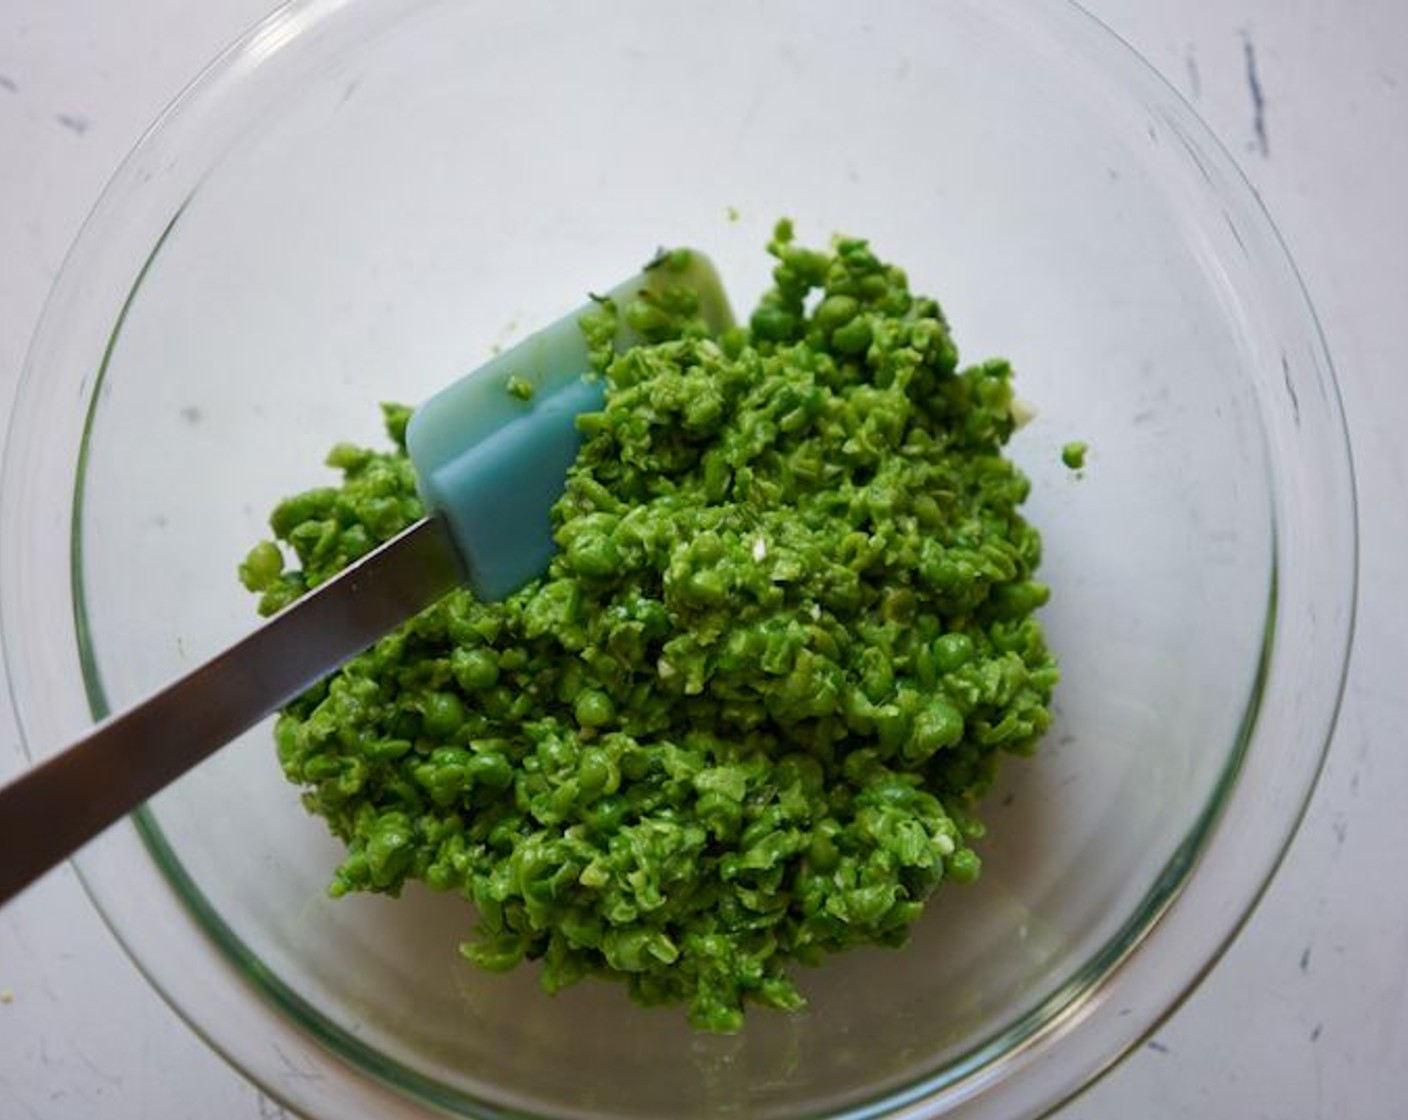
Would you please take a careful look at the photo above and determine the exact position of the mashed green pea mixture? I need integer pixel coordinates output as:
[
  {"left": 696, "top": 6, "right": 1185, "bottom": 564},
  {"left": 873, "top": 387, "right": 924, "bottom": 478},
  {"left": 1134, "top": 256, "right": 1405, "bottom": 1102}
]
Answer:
[{"left": 241, "top": 223, "right": 1058, "bottom": 1032}]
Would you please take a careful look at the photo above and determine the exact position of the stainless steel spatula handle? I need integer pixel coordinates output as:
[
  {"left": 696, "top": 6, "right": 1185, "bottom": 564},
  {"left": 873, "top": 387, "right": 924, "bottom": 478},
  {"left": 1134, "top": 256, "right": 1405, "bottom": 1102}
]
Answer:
[{"left": 0, "top": 515, "right": 463, "bottom": 906}]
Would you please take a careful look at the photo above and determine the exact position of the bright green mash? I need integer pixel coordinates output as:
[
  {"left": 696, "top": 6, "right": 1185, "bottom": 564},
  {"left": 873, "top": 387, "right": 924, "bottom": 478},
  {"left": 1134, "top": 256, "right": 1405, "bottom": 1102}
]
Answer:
[{"left": 241, "top": 223, "right": 1058, "bottom": 1032}]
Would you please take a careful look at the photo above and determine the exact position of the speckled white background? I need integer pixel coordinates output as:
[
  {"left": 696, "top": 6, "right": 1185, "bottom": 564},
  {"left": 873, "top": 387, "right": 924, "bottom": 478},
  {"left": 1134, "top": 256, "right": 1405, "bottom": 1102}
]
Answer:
[{"left": 1, "top": 2, "right": 1404, "bottom": 1117}]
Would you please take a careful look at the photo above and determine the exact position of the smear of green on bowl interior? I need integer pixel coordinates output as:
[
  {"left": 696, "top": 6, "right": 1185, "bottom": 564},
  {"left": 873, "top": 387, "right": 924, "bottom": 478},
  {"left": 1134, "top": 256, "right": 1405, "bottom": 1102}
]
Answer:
[{"left": 240, "top": 220, "right": 1058, "bottom": 1033}]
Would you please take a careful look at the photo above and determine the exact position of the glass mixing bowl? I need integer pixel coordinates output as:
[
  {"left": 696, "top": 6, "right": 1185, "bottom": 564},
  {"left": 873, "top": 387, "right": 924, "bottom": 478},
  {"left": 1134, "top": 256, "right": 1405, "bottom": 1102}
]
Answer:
[{"left": 1, "top": 1, "right": 1355, "bottom": 1117}]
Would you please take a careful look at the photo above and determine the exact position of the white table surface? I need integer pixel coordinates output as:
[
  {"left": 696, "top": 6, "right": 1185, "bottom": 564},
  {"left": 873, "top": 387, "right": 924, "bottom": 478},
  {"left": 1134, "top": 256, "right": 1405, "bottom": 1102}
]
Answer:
[{"left": 1, "top": 2, "right": 1404, "bottom": 1117}]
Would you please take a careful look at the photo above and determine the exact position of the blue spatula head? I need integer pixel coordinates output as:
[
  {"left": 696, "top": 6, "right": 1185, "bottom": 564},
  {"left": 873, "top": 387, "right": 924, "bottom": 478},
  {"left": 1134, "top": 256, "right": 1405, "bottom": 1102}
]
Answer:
[{"left": 406, "top": 249, "right": 733, "bottom": 600}]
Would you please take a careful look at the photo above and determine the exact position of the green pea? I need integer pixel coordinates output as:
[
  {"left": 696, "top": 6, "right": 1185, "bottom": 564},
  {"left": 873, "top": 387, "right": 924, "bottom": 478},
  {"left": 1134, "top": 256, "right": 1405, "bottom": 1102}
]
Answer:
[
  {"left": 583, "top": 793, "right": 628, "bottom": 835},
  {"left": 989, "top": 580, "right": 1051, "bottom": 619},
  {"left": 238, "top": 540, "right": 283, "bottom": 591},
  {"left": 948, "top": 848, "right": 981, "bottom": 885},
  {"left": 812, "top": 294, "right": 859, "bottom": 333},
  {"left": 421, "top": 692, "right": 466, "bottom": 739},
  {"left": 750, "top": 303, "right": 797, "bottom": 342},
  {"left": 577, "top": 746, "right": 619, "bottom": 795},
  {"left": 325, "top": 441, "right": 372, "bottom": 472},
  {"left": 831, "top": 315, "right": 873, "bottom": 355},
  {"left": 625, "top": 297, "right": 675, "bottom": 341},
  {"left": 691, "top": 531, "right": 725, "bottom": 564},
  {"left": 365, "top": 737, "right": 412, "bottom": 763},
  {"left": 780, "top": 244, "right": 829, "bottom": 283},
  {"left": 905, "top": 700, "right": 965, "bottom": 763},
  {"left": 933, "top": 632, "right": 976, "bottom": 672},
  {"left": 466, "top": 750, "right": 514, "bottom": 791},
  {"left": 575, "top": 689, "right": 616, "bottom": 729},
  {"left": 364, "top": 814, "right": 414, "bottom": 888},
  {"left": 686, "top": 569, "right": 728, "bottom": 607},
  {"left": 452, "top": 647, "right": 500, "bottom": 692},
  {"left": 269, "top": 487, "right": 337, "bottom": 537},
  {"left": 567, "top": 532, "right": 619, "bottom": 578},
  {"left": 874, "top": 703, "right": 910, "bottom": 754}
]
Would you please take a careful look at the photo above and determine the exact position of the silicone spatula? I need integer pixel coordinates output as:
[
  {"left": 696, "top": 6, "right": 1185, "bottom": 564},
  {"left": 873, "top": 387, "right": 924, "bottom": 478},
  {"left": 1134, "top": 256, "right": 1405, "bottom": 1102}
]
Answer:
[{"left": 0, "top": 249, "right": 733, "bottom": 905}]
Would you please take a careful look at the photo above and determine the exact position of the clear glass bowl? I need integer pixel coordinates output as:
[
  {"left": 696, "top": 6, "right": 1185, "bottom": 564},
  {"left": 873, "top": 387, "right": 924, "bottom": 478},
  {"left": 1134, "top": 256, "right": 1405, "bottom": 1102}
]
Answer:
[{"left": 1, "top": 2, "right": 1355, "bottom": 1117}]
